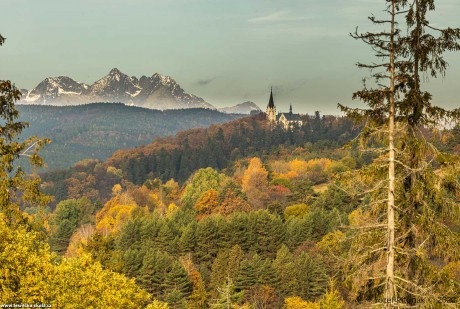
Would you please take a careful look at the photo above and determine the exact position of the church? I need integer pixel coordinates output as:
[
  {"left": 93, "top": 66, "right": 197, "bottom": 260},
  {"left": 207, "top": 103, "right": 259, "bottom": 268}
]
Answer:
[{"left": 266, "top": 88, "right": 303, "bottom": 129}]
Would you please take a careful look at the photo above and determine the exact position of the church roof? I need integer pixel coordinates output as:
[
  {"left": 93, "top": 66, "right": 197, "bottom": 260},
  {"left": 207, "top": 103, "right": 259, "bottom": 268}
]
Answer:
[
  {"left": 278, "top": 112, "right": 302, "bottom": 121},
  {"left": 267, "top": 87, "right": 275, "bottom": 108}
]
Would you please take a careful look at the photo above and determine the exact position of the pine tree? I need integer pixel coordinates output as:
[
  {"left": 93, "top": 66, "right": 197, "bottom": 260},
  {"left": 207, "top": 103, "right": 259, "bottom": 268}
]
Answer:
[
  {"left": 139, "top": 249, "right": 171, "bottom": 298},
  {"left": 178, "top": 222, "right": 197, "bottom": 255},
  {"left": 163, "top": 261, "right": 193, "bottom": 308},
  {"left": 294, "top": 252, "right": 328, "bottom": 301},
  {"left": 235, "top": 259, "right": 257, "bottom": 292},
  {"left": 273, "top": 245, "right": 297, "bottom": 297}
]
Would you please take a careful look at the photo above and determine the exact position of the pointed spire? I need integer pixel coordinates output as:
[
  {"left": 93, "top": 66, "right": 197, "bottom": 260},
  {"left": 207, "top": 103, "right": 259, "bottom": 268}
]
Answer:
[
  {"left": 268, "top": 87, "right": 275, "bottom": 109},
  {"left": 289, "top": 104, "right": 292, "bottom": 114}
]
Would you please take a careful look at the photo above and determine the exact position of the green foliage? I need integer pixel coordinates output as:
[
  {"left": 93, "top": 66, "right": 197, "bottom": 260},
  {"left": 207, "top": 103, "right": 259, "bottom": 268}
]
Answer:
[
  {"left": 0, "top": 77, "right": 50, "bottom": 224},
  {"left": 50, "top": 198, "right": 95, "bottom": 254},
  {"left": 139, "top": 249, "right": 172, "bottom": 298},
  {"left": 181, "top": 168, "right": 223, "bottom": 207},
  {"left": 163, "top": 261, "right": 193, "bottom": 307}
]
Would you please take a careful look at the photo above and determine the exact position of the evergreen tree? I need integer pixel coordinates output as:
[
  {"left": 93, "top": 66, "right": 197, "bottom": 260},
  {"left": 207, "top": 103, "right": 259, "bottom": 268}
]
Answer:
[
  {"left": 195, "top": 215, "right": 224, "bottom": 264},
  {"left": 139, "top": 249, "right": 171, "bottom": 298},
  {"left": 163, "top": 261, "right": 193, "bottom": 308},
  {"left": 178, "top": 222, "right": 197, "bottom": 255},
  {"left": 273, "top": 245, "right": 297, "bottom": 298},
  {"left": 235, "top": 259, "right": 257, "bottom": 292},
  {"left": 338, "top": 0, "right": 460, "bottom": 306},
  {"left": 294, "top": 252, "right": 328, "bottom": 301},
  {"left": 121, "top": 248, "right": 144, "bottom": 278},
  {"left": 155, "top": 223, "right": 176, "bottom": 253},
  {"left": 0, "top": 35, "right": 50, "bottom": 225}
]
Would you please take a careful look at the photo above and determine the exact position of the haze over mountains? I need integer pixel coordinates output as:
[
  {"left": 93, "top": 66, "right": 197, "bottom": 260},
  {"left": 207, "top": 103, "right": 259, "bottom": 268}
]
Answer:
[
  {"left": 17, "top": 103, "right": 247, "bottom": 170},
  {"left": 19, "top": 68, "right": 261, "bottom": 113}
]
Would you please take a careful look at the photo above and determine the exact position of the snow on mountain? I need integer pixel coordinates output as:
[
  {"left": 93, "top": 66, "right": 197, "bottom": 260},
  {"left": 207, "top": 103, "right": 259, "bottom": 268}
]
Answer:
[
  {"left": 88, "top": 68, "right": 140, "bottom": 101},
  {"left": 219, "top": 101, "right": 261, "bottom": 114},
  {"left": 19, "top": 69, "right": 215, "bottom": 110},
  {"left": 23, "top": 76, "right": 89, "bottom": 104}
]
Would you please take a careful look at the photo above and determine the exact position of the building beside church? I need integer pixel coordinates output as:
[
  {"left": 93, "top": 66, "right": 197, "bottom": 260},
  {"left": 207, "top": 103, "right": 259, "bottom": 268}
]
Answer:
[{"left": 266, "top": 88, "right": 303, "bottom": 129}]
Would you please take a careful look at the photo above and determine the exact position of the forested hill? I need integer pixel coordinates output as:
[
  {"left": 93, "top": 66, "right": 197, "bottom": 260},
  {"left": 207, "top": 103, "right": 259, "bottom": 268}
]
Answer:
[
  {"left": 41, "top": 112, "right": 359, "bottom": 206},
  {"left": 17, "top": 103, "right": 245, "bottom": 170}
]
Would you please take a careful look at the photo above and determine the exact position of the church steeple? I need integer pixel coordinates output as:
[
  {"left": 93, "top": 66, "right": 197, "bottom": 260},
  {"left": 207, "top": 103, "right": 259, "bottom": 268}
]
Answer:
[
  {"left": 268, "top": 87, "right": 275, "bottom": 108},
  {"left": 289, "top": 104, "right": 292, "bottom": 114},
  {"left": 266, "top": 87, "right": 276, "bottom": 123}
]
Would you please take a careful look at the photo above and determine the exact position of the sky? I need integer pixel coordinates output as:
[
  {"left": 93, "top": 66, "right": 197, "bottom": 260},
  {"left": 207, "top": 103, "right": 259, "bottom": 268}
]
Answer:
[{"left": 0, "top": 0, "right": 459, "bottom": 114}]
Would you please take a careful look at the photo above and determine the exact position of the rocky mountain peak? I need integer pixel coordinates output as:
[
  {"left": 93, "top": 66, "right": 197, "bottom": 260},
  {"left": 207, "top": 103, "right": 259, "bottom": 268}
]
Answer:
[{"left": 19, "top": 69, "right": 215, "bottom": 110}]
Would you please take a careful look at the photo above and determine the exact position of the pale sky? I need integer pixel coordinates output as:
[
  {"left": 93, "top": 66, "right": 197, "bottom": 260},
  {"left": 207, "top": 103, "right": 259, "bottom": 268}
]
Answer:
[{"left": 1, "top": 0, "right": 459, "bottom": 114}]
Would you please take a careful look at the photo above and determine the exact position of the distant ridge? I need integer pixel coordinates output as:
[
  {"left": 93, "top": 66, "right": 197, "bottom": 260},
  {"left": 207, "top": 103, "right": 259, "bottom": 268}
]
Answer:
[
  {"left": 17, "top": 103, "right": 246, "bottom": 170},
  {"left": 219, "top": 101, "right": 261, "bottom": 114}
]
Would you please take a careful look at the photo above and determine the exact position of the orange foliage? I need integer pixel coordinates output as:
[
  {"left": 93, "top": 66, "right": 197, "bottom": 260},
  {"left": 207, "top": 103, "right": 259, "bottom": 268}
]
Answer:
[
  {"left": 242, "top": 158, "right": 269, "bottom": 209},
  {"left": 218, "top": 193, "right": 251, "bottom": 216},
  {"left": 268, "top": 185, "right": 291, "bottom": 203},
  {"left": 194, "top": 189, "right": 219, "bottom": 217}
]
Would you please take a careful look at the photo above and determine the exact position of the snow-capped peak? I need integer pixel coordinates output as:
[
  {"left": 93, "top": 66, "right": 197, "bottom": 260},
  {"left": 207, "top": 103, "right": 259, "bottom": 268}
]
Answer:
[{"left": 19, "top": 69, "right": 216, "bottom": 110}]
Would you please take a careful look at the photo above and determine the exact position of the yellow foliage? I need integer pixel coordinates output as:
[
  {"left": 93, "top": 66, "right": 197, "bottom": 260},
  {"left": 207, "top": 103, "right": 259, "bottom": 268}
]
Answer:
[
  {"left": 112, "top": 183, "right": 122, "bottom": 196},
  {"left": 107, "top": 166, "right": 123, "bottom": 178},
  {"left": 242, "top": 157, "right": 269, "bottom": 208},
  {"left": 166, "top": 202, "right": 179, "bottom": 218},
  {"left": 442, "top": 261, "right": 460, "bottom": 282},
  {"left": 288, "top": 159, "right": 309, "bottom": 176},
  {"left": 284, "top": 203, "right": 310, "bottom": 219},
  {"left": 270, "top": 160, "right": 290, "bottom": 174},
  {"left": 146, "top": 300, "right": 170, "bottom": 309},
  {"left": 348, "top": 208, "right": 372, "bottom": 227},
  {"left": 95, "top": 192, "right": 145, "bottom": 235},
  {"left": 284, "top": 296, "right": 320, "bottom": 309},
  {"left": 242, "top": 157, "right": 269, "bottom": 192},
  {"left": 285, "top": 170, "right": 300, "bottom": 180},
  {"left": 49, "top": 255, "right": 150, "bottom": 308},
  {"left": 0, "top": 214, "right": 150, "bottom": 307},
  {"left": 306, "top": 158, "right": 333, "bottom": 171},
  {"left": 66, "top": 224, "right": 95, "bottom": 258},
  {"left": 316, "top": 231, "right": 345, "bottom": 254},
  {"left": 319, "top": 280, "right": 345, "bottom": 309}
]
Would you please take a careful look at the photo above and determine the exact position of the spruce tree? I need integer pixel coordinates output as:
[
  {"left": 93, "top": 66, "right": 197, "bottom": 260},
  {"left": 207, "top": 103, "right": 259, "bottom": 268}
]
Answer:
[{"left": 338, "top": 0, "right": 460, "bottom": 306}]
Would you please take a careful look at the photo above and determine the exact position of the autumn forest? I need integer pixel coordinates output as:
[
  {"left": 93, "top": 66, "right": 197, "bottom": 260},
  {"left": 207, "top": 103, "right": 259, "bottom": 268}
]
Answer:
[{"left": 1, "top": 1, "right": 460, "bottom": 308}]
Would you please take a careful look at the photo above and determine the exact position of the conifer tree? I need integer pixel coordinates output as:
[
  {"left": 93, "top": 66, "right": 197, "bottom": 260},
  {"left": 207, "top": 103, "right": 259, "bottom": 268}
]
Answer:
[
  {"left": 235, "top": 259, "right": 257, "bottom": 292},
  {"left": 139, "top": 249, "right": 171, "bottom": 298},
  {"left": 338, "top": 0, "right": 460, "bottom": 306},
  {"left": 163, "top": 261, "right": 193, "bottom": 307},
  {"left": 0, "top": 34, "right": 50, "bottom": 225}
]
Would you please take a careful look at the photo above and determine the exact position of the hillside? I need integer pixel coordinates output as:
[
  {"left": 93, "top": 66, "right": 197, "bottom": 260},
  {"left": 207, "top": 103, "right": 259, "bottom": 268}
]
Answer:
[
  {"left": 18, "top": 103, "right": 245, "bottom": 170},
  {"left": 40, "top": 112, "right": 359, "bottom": 206}
]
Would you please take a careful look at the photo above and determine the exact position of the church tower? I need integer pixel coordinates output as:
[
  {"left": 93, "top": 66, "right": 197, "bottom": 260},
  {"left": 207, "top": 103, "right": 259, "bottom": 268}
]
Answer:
[{"left": 266, "top": 87, "right": 277, "bottom": 123}]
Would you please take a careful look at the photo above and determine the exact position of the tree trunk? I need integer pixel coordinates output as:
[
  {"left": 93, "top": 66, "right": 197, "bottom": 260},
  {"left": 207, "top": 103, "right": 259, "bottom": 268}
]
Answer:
[{"left": 386, "top": 0, "right": 397, "bottom": 306}]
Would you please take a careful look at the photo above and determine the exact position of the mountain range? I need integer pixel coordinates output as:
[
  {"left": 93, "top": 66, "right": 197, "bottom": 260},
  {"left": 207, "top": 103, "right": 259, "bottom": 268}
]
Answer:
[{"left": 19, "top": 68, "right": 261, "bottom": 113}]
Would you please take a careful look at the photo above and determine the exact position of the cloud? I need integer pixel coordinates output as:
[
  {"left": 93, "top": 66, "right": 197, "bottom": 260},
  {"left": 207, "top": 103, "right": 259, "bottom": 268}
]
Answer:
[
  {"left": 197, "top": 76, "right": 217, "bottom": 86},
  {"left": 248, "top": 10, "right": 311, "bottom": 24},
  {"left": 272, "top": 81, "right": 308, "bottom": 96}
]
